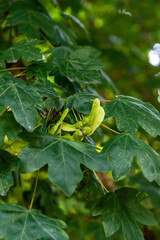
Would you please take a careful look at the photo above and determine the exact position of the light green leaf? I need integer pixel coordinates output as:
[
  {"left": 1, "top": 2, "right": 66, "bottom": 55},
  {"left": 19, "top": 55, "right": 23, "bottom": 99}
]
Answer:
[
  {"left": 101, "top": 133, "right": 160, "bottom": 184},
  {"left": 0, "top": 150, "right": 18, "bottom": 196},
  {"left": 0, "top": 202, "right": 68, "bottom": 240},
  {"left": 18, "top": 132, "right": 110, "bottom": 196},
  {"left": 0, "top": 75, "right": 44, "bottom": 131},
  {"left": 93, "top": 188, "right": 157, "bottom": 240},
  {"left": 0, "top": 40, "right": 42, "bottom": 63},
  {"left": 104, "top": 95, "right": 160, "bottom": 136}
]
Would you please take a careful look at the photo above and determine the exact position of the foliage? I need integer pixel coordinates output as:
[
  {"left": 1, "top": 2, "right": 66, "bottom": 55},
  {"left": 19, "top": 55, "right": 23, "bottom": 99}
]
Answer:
[{"left": 0, "top": 0, "right": 160, "bottom": 239}]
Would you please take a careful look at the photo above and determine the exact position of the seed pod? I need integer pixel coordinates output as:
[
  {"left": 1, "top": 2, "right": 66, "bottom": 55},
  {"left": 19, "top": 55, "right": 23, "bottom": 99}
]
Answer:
[
  {"left": 82, "top": 117, "right": 90, "bottom": 126},
  {"left": 83, "top": 126, "right": 92, "bottom": 136},
  {"left": 75, "top": 121, "right": 83, "bottom": 129},
  {"left": 72, "top": 130, "right": 84, "bottom": 141}
]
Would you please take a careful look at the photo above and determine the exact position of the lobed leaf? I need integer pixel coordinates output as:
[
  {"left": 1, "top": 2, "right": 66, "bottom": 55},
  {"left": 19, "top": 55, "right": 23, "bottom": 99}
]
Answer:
[
  {"left": 0, "top": 202, "right": 68, "bottom": 240},
  {"left": 101, "top": 132, "right": 160, "bottom": 184},
  {"left": 18, "top": 131, "right": 110, "bottom": 196},
  {"left": 0, "top": 75, "right": 44, "bottom": 131},
  {"left": 93, "top": 188, "right": 157, "bottom": 240},
  {"left": 104, "top": 95, "right": 160, "bottom": 136},
  {"left": 0, "top": 150, "right": 18, "bottom": 196},
  {"left": 48, "top": 46, "right": 103, "bottom": 86},
  {"left": 0, "top": 40, "right": 42, "bottom": 63}
]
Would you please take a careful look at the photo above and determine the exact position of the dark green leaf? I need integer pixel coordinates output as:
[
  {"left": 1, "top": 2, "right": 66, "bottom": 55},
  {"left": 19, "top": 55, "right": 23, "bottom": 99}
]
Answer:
[
  {"left": 0, "top": 40, "right": 42, "bottom": 63},
  {"left": 0, "top": 202, "right": 68, "bottom": 240},
  {"left": 101, "top": 132, "right": 160, "bottom": 184},
  {"left": 93, "top": 188, "right": 157, "bottom": 240},
  {"left": 0, "top": 112, "right": 21, "bottom": 147},
  {"left": 26, "top": 61, "right": 52, "bottom": 82},
  {"left": 100, "top": 70, "right": 119, "bottom": 94},
  {"left": 6, "top": 7, "right": 53, "bottom": 40},
  {"left": 6, "top": 5, "right": 72, "bottom": 45},
  {"left": 104, "top": 95, "right": 160, "bottom": 136},
  {"left": 48, "top": 46, "right": 103, "bottom": 86},
  {"left": 52, "top": 25, "right": 72, "bottom": 45},
  {"left": 18, "top": 132, "right": 110, "bottom": 196},
  {"left": 0, "top": 75, "right": 44, "bottom": 131},
  {"left": 61, "top": 13, "right": 88, "bottom": 35},
  {"left": 33, "top": 82, "right": 64, "bottom": 111},
  {"left": 0, "top": 150, "right": 18, "bottom": 196},
  {"left": 66, "top": 92, "right": 97, "bottom": 114}
]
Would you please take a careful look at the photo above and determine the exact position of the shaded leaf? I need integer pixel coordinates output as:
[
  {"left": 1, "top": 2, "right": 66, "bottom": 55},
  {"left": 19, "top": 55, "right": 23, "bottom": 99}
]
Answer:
[
  {"left": 0, "top": 202, "right": 68, "bottom": 240},
  {"left": 66, "top": 92, "right": 98, "bottom": 114},
  {"left": 0, "top": 112, "right": 21, "bottom": 147},
  {"left": 100, "top": 70, "right": 119, "bottom": 94},
  {"left": 101, "top": 132, "right": 160, "bottom": 184},
  {"left": 104, "top": 95, "right": 160, "bottom": 136},
  {"left": 0, "top": 150, "right": 18, "bottom": 196},
  {"left": 61, "top": 12, "right": 88, "bottom": 35},
  {"left": 93, "top": 188, "right": 157, "bottom": 240},
  {"left": 6, "top": 3, "right": 72, "bottom": 45},
  {"left": 18, "top": 132, "right": 110, "bottom": 196},
  {"left": 26, "top": 61, "right": 53, "bottom": 82},
  {"left": 48, "top": 46, "right": 103, "bottom": 86},
  {"left": 33, "top": 82, "right": 64, "bottom": 111},
  {"left": 0, "top": 40, "right": 42, "bottom": 63},
  {"left": 0, "top": 75, "right": 44, "bottom": 131},
  {"left": 52, "top": 25, "right": 72, "bottom": 45}
]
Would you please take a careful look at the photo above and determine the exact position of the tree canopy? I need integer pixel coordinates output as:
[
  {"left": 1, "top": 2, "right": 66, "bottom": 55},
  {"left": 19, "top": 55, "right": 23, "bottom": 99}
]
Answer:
[{"left": 0, "top": 0, "right": 160, "bottom": 239}]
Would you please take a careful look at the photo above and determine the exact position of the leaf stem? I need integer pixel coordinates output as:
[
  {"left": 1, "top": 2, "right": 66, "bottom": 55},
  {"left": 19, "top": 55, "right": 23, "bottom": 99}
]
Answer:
[
  {"left": 101, "top": 123, "right": 120, "bottom": 134},
  {"left": 72, "top": 108, "right": 78, "bottom": 122},
  {"left": 93, "top": 170, "right": 109, "bottom": 192},
  {"left": 99, "top": 99, "right": 111, "bottom": 102},
  {"left": 0, "top": 67, "right": 26, "bottom": 72},
  {"left": 14, "top": 70, "right": 26, "bottom": 77},
  {"left": 29, "top": 170, "right": 39, "bottom": 211}
]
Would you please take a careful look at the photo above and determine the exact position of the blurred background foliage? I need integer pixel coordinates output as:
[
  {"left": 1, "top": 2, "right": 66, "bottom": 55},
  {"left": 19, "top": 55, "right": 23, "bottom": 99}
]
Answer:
[{"left": 1, "top": 0, "right": 160, "bottom": 239}]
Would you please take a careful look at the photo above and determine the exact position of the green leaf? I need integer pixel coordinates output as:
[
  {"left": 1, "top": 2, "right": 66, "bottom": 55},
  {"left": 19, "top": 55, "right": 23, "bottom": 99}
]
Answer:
[
  {"left": 32, "top": 82, "right": 64, "bottom": 111},
  {"left": 52, "top": 25, "right": 73, "bottom": 45},
  {"left": 100, "top": 70, "right": 119, "bottom": 94},
  {"left": 18, "top": 132, "right": 110, "bottom": 196},
  {"left": 6, "top": 6, "right": 53, "bottom": 39},
  {"left": 66, "top": 92, "right": 98, "bottom": 114},
  {"left": 0, "top": 202, "right": 68, "bottom": 240},
  {"left": 0, "top": 150, "right": 18, "bottom": 196},
  {"left": 93, "top": 188, "right": 157, "bottom": 240},
  {"left": 104, "top": 95, "right": 160, "bottom": 136},
  {"left": 26, "top": 61, "right": 52, "bottom": 82},
  {"left": 48, "top": 46, "right": 103, "bottom": 86},
  {"left": 0, "top": 112, "right": 21, "bottom": 147},
  {"left": 76, "top": 167, "right": 104, "bottom": 202},
  {"left": 0, "top": 75, "right": 44, "bottom": 131},
  {"left": 6, "top": 4, "right": 72, "bottom": 45},
  {"left": 101, "top": 132, "right": 160, "bottom": 184},
  {"left": 61, "top": 13, "right": 88, "bottom": 35},
  {"left": 0, "top": 40, "right": 42, "bottom": 63}
]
